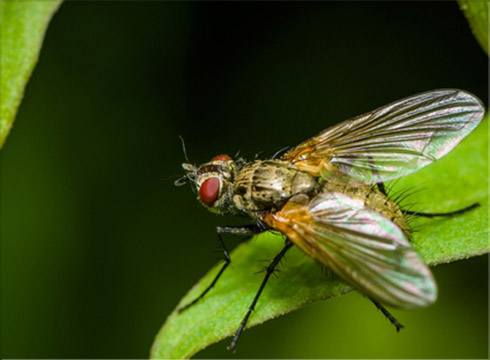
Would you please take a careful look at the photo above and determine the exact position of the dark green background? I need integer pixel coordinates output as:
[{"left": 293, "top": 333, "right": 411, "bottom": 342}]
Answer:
[{"left": 2, "top": 2, "right": 488, "bottom": 358}]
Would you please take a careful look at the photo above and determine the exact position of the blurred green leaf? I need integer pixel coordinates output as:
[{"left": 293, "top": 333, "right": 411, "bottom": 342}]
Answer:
[
  {"left": 151, "top": 118, "right": 488, "bottom": 359},
  {"left": 458, "top": 0, "right": 489, "bottom": 55},
  {"left": 0, "top": 1, "right": 62, "bottom": 148}
]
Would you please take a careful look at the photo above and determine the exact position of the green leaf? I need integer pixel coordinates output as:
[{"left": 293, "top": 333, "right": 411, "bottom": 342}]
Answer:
[
  {"left": 458, "top": 0, "right": 489, "bottom": 55},
  {"left": 0, "top": 0, "right": 62, "bottom": 148},
  {"left": 151, "top": 118, "right": 488, "bottom": 359}
]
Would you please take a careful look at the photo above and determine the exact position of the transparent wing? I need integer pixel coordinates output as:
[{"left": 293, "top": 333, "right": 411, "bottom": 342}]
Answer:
[
  {"left": 282, "top": 89, "right": 485, "bottom": 182},
  {"left": 264, "top": 192, "right": 437, "bottom": 309}
]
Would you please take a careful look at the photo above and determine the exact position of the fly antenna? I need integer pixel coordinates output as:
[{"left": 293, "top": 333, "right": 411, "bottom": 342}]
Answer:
[{"left": 178, "top": 135, "right": 190, "bottom": 163}]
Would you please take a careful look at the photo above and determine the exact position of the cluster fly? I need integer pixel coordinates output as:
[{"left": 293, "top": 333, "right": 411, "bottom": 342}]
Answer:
[{"left": 175, "top": 89, "right": 484, "bottom": 351}]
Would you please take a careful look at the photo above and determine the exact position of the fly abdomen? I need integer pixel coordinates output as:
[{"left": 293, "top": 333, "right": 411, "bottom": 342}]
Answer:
[{"left": 321, "top": 179, "right": 409, "bottom": 236}]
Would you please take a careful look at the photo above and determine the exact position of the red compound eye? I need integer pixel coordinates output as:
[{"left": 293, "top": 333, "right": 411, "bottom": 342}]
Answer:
[
  {"left": 212, "top": 154, "right": 232, "bottom": 162},
  {"left": 199, "top": 178, "right": 220, "bottom": 206}
]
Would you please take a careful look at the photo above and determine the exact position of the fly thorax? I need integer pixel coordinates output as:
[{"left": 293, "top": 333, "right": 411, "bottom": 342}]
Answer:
[{"left": 233, "top": 160, "right": 319, "bottom": 216}]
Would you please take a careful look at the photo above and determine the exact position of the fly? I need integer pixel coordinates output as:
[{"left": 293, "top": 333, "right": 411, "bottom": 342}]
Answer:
[{"left": 174, "top": 89, "right": 485, "bottom": 351}]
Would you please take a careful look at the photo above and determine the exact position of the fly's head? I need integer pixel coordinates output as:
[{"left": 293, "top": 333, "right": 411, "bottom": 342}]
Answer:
[{"left": 175, "top": 154, "right": 238, "bottom": 214}]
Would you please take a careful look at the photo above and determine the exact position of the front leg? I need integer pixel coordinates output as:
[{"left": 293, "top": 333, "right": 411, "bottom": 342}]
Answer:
[
  {"left": 178, "top": 224, "right": 263, "bottom": 312},
  {"left": 217, "top": 223, "right": 265, "bottom": 236}
]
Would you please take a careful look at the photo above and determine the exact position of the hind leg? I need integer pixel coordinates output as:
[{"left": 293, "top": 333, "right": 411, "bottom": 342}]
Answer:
[
  {"left": 403, "top": 203, "right": 479, "bottom": 218},
  {"left": 369, "top": 298, "right": 404, "bottom": 332}
]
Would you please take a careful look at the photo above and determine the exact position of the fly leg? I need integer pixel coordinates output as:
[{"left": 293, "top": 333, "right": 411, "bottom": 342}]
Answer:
[
  {"left": 403, "top": 202, "right": 479, "bottom": 218},
  {"left": 178, "top": 224, "right": 263, "bottom": 312},
  {"left": 367, "top": 155, "right": 387, "bottom": 196},
  {"left": 377, "top": 182, "right": 387, "bottom": 196},
  {"left": 228, "top": 241, "right": 293, "bottom": 352},
  {"left": 369, "top": 298, "right": 404, "bottom": 332},
  {"left": 217, "top": 223, "right": 266, "bottom": 235}
]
